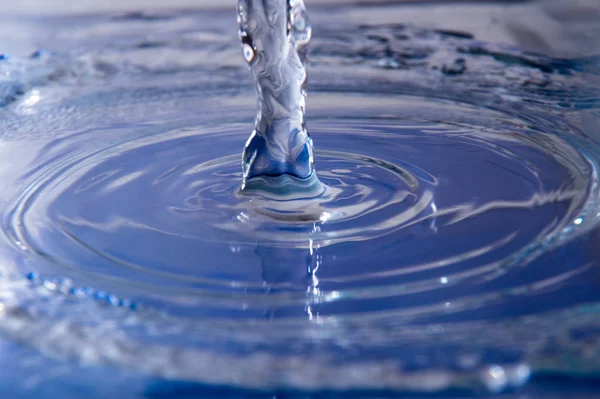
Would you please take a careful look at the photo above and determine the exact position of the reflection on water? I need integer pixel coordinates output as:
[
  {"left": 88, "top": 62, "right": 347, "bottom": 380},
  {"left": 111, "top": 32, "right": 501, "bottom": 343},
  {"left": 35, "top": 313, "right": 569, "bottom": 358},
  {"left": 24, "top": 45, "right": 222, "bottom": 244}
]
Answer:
[{"left": 0, "top": 1, "right": 598, "bottom": 397}]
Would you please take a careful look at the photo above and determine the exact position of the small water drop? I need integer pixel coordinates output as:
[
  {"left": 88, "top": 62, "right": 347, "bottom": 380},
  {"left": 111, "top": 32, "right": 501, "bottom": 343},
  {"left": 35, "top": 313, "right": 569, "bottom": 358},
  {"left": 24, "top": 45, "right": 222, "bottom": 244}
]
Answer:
[
  {"left": 106, "top": 295, "right": 119, "bottom": 307},
  {"left": 94, "top": 291, "right": 107, "bottom": 300},
  {"left": 43, "top": 280, "right": 58, "bottom": 291},
  {"left": 118, "top": 299, "right": 130, "bottom": 307},
  {"left": 482, "top": 364, "right": 508, "bottom": 393},
  {"left": 26, "top": 272, "right": 38, "bottom": 281}
]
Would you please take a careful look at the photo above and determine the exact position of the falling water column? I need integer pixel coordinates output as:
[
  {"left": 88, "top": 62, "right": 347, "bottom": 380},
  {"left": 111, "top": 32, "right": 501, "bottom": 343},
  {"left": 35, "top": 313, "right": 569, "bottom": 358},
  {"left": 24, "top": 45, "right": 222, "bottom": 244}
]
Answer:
[{"left": 237, "top": 0, "right": 317, "bottom": 189}]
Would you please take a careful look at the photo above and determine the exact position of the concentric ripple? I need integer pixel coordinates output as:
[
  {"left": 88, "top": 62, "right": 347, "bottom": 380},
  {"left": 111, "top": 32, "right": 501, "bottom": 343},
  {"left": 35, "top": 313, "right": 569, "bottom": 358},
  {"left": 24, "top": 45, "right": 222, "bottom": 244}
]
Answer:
[
  {"left": 3, "top": 93, "right": 595, "bottom": 323},
  {"left": 0, "top": 3, "right": 599, "bottom": 396},
  {"left": 1, "top": 92, "right": 599, "bottom": 393}
]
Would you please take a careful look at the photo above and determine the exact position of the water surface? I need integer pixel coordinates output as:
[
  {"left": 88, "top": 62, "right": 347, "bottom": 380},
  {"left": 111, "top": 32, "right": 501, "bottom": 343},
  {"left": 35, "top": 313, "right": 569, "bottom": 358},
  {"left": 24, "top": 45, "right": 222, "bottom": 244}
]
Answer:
[{"left": 0, "top": 1, "right": 599, "bottom": 397}]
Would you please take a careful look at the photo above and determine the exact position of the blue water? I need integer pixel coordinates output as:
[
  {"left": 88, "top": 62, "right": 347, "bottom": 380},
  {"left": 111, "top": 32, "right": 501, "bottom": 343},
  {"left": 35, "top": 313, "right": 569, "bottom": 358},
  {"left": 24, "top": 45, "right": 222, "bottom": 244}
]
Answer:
[
  {"left": 0, "top": 1, "right": 599, "bottom": 398},
  {"left": 237, "top": 0, "right": 317, "bottom": 183}
]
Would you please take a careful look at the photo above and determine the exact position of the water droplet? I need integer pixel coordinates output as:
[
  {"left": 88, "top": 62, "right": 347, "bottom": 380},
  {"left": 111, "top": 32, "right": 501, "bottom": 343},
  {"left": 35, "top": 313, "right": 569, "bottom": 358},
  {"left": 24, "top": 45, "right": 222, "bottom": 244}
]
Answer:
[
  {"left": 94, "top": 291, "right": 107, "bottom": 300},
  {"left": 482, "top": 364, "right": 508, "bottom": 393},
  {"left": 106, "top": 295, "right": 119, "bottom": 306},
  {"left": 43, "top": 280, "right": 58, "bottom": 291}
]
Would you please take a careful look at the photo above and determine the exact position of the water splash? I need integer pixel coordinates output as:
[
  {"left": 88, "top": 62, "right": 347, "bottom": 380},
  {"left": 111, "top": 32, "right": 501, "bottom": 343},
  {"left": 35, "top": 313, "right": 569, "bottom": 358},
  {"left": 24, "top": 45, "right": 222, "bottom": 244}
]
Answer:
[
  {"left": 237, "top": 0, "right": 317, "bottom": 189},
  {"left": 0, "top": 2, "right": 598, "bottom": 397}
]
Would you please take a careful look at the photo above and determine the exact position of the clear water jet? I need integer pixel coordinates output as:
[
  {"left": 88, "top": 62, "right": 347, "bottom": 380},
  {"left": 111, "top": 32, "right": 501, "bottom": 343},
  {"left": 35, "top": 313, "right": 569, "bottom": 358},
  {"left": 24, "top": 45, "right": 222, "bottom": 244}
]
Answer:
[{"left": 237, "top": 0, "right": 321, "bottom": 195}]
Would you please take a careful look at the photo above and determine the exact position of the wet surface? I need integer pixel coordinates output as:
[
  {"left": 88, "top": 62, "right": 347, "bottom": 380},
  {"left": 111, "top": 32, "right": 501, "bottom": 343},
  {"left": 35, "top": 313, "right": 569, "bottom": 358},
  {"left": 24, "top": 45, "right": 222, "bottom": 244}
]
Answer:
[{"left": 0, "top": 1, "right": 598, "bottom": 397}]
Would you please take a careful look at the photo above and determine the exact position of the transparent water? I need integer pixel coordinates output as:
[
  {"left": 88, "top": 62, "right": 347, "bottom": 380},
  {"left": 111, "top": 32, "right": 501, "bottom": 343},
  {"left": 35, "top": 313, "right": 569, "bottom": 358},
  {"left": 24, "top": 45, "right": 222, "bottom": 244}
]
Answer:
[
  {"left": 0, "top": 1, "right": 599, "bottom": 398},
  {"left": 238, "top": 0, "right": 317, "bottom": 184}
]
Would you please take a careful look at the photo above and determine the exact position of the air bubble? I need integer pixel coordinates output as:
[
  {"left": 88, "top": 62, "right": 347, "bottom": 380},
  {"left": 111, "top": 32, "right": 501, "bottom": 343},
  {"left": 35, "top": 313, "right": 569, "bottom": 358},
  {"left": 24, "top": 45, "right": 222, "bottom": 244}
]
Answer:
[{"left": 242, "top": 43, "right": 255, "bottom": 63}]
